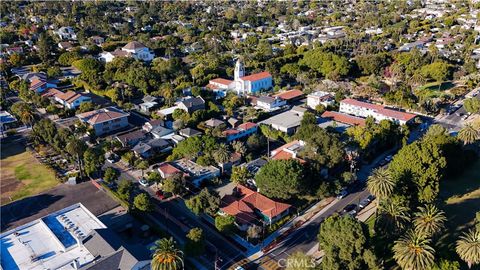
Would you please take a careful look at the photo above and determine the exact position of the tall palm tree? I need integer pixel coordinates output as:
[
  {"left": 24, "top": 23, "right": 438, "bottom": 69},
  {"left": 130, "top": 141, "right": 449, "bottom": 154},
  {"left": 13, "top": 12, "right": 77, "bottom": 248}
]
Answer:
[
  {"left": 456, "top": 229, "right": 480, "bottom": 269},
  {"left": 213, "top": 143, "right": 230, "bottom": 165},
  {"left": 231, "top": 140, "right": 246, "bottom": 157},
  {"left": 393, "top": 229, "right": 435, "bottom": 270},
  {"left": 378, "top": 198, "right": 411, "bottom": 233},
  {"left": 413, "top": 205, "right": 446, "bottom": 237},
  {"left": 458, "top": 124, "right": 480, "bottom": 145},
  {"left": 20, "top": 109, "right": 34, "bottom": 127},
  {"left": 151, "top": 237, "right": 184, "bottom": 270},
  {"left": 367, "top": 167, "right": 396, "bottom": 201}
]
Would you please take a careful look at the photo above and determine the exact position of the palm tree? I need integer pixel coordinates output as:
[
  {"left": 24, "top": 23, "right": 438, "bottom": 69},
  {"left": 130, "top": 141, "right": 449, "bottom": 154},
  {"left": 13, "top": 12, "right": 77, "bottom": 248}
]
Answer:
[
  {"left": 151, "top": 237, "right": 184, "bottom": 270},
  {"left": 213, "top": 143, "right": 230, "bottom": 165},
  {"left": 66, "top": 138, "right": 87, "bottom": 179},
  {"left": 231, "top": 140, "right": 246, "bottom": 157},
  {"left": 393, "top": 230, "right": 435, "bottom": 270},
  {"left": 20, "top": 108, "right": 34, "bottom": 127},
  {"left": 456, "top": 229, "right": 480, "bottom": 268},
  {"left": 413, "top": 205, "right": 446, "bottom": 237},
  {"left": 458, "top": 124, "right": 479, "bottom": 145},
  {"left": 378, "top": 198, "right": 411, "bottom": 233},
  {"left": 367, "top": 167, "right": 396, "bottom": 201}
]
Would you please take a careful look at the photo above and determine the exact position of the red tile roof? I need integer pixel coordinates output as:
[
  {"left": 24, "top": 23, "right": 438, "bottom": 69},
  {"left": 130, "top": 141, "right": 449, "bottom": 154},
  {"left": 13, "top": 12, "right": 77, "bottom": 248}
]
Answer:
[
  {"left": 270, "top": 140, "right": 307, "bottom": 164},
  {"left": 206, "top": 84, "right": 220, "bottom": 90},
  {"left": 223, "top": 129, "right": 240, "bottom": 136},
  {"left": 209, "top": 78, "right": 233, "bottom": 85},
  {"left": 274, "top": 89, "right": 304, "bottom": 100},
  {"left": 221, "top": 185, "right": 291, "bottom": 224},
  {"left": 158, "top": 162, "right": 182, "bottom": 176},
  {"left": 237, "top": 122, "right": 257, "bottom": 131},
  {"left": 321, "top": 111, "right": 366, "bottom": 126},
  {"left": 240, "top": 71, "right": 272, "bottom": 82},
  {"left": 77, "top": 108, "right": 129, "bottom": 125},
  {"left": 41, "top": 88, "right": 63, "bottom": 97},
  {"left": 56, "top": 91, "right": 83, "bottom": 103},
  {"left": 341, "top": 99, "right": 417, "bottom": 122}
]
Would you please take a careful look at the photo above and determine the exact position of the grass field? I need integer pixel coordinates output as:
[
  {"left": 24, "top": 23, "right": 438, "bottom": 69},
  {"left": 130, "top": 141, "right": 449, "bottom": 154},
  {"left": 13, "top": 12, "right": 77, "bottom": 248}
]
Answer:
[
  {"left": 436, "top": 158, "right": 480, "bottom": 258},
  {"left": 1, "top": 142, "right": 59, "bottom": 205}
]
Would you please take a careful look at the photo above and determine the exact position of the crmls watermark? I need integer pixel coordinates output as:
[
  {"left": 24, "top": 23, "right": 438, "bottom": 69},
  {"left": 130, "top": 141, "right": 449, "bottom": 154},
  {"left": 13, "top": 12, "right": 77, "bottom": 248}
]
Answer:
[{"left": 277, "top": 258, "right": 317, "bottom": 268}]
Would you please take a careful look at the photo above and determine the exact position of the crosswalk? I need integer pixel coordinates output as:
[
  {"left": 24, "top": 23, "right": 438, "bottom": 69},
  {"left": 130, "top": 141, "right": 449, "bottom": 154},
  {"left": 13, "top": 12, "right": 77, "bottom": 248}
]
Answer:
[
  {"left": 258, "top": 256, "right": 282, "bottom": 270},
  {"left": 228, "top": 255, "right": 282, "bottom": 270}
]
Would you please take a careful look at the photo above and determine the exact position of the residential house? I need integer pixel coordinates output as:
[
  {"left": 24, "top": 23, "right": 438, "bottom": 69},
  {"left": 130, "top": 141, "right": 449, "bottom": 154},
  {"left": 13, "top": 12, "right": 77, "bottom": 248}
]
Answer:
[
  {"left": 217, "top": 152, "right": 242, "bottom": 174},
  {"left": 76, "top": 107, "right": 130, "bottom": 136},
  {"left": 255, "top": 96, "right": 287, "bottom": 112},
  {"left": 179, "top": 127, "right": 202, "bottom": 138},
  {"left": 142, "top": 119, "right": 164, "bottom": 132},
  {"left": 270, "top": 140, "right": 306, "bottom": 164},
  {"left": 150, "top": 126, "right": 174, "bottom": 139},
  {"left": 223, "top": 122, "right": 258, "bottom": 142},
  {"left": 0, "top": 110, "right": 17, "bottom": 131},
  {"left": 204, "top": 118, "right": 225, "bottom": 129},
  {"left": 115, "top": 129, "right": 147, "bottom": 147},
  {"left": 157, "top": 162, "right": 183, "bottom": 179},
  {"left": 42, "top": 89, "right": 91, "bottom": 109},
  {"left": 29, "top": 77, "right": 57, "bottom": 93},
  {"left": 339, "top": 98, "right": 417, "bottom": 125},
  {"left": 307, "top": 91, "right": 335, "bottom": 109},
  {"left": 90, "top": 36, "right": 105, "bottom": 46},
  {"left": 132, "top": 138, "right": 171, "bottom": 159},
  {"left": 320, "top": 111, "right": 366, "bottom": 127},
  {"left": 220, "top": 185, "right": 291, "bottom": 230},
  {"left": 56, "top": 26, "right": 77, "bottom": 40},
  {"left": 138, "top": 95, "right": 161, "bottom": 113},
  {"left": 172, "top": 159, "right": 220, "bottom": 187},
  {"left": 273, "top": 89, "right": 304, "bottom": 103},
  {"left": 176, "top": 96, "right": 205, "bottom": 113},
  {"left": 99, "top": 41, "right": 154, "bottom": 63},
  {"left": 58, "top": 41, "right": 74, "bottom": 51},
  {"left": 260, "top": 106, "right": 308, "bottom": 135}
]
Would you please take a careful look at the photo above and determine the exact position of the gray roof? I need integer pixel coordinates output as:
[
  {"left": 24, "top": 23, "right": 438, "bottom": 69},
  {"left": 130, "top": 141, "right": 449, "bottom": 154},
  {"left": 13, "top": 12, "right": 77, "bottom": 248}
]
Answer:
[
  {"left": 132, "top": 142, "right": 152, "bottom": 154},
  {"left": 178, "top": 97, "right": 205, "bottom": 109},
  {"left": 147, "top": 138, "right": 170, "bottom": 148},
  {"left": 179, "top": 127, "right": 202, "bottom": 137},
  {"left": 81, "top": 229, "right": 150, "bottom": 270},
  {"left": 257, "top": 96, "right": 276, "bottom": 104},
  {"left": 204, "top": 118, "right": 225, "bottom": 128},
  {"left": 260, "top": 109, "right": 305, "bottom": 129}
]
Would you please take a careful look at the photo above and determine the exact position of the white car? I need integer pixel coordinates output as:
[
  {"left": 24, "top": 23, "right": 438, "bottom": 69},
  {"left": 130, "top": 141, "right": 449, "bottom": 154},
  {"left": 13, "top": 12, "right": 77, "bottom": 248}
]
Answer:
[{"left": 336, "top": 189, "right": 348, "bottom": 199}]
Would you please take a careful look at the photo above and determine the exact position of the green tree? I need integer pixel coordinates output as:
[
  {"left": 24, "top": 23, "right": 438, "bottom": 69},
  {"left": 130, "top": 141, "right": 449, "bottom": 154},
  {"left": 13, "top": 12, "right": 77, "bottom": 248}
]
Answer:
[
  {"left": 83, "top": 148, "right": 105, "bottom": 176},
  {"left": 66, "top": 138, "right": 87, "bottom": 179},
  {"left": 318, "top": 216, "right": 380, "bottom": 270},
  {"left": 47, "top": 66, "right": 62, "bottom": 78},
  {"left": 393, "top": 230, "right": 435, "bottom": 270},
  {"left": 185, "top": 228, "right": 205, "bottom": 256},
  {"left": 162, "top": 174, "right": 184, "bottom": 195},
  {"left": 117, "top": 179, "right": 133, "bottom": 201},
  {"left": 135, "top": 160, "right": 149, "bottom": 179},
  {"left": 367, "top": 167, "right": 396, "bottom": 202},
  {"left": 413, "top": 205, "right": 446, "bottom": 237},
  {"left": 231, "top": 140, "right": 246, "bottom": 156},
  {"left": 133, "top": 193, "right": 153, "bottom": 212},
  {"left": 9, "top": 53, "right": 23, "bottom": 67},
  {"left": 185, "top": 188, "right": 220, "bottom": 216},
  {"left": 78, "top": 101, "right": 95, "bottom": 113},
  {"left": 58, "top": 51, "right": 82, "bottom": 66},
  {"left": 457, "top": 124, "right": 480, "bottom": 145},
  {"left": 456, "top": 229, "right": 480, "bottom": 269},
  {"left": 231, "top": 166, "right": 252, "bottom": 185},
  {"left": 285, "top": 251, "right": 315, "bottom": 270},
  {"left": 213, "top": 143, "right": 231, "bottom": 165},
  {"left": 300, "top": 49, "right": 351, "bottom": 79},
  {"left": 151, "top": 237, "right": 184, "bottom": 270},
  {"left": 215, "top": 214, "right": 236, "bottom": 235},
  {"left": 420, "top": 61, "right": 452, "bottom": 82},
  {"left": 38, "top": 32, "right": 55, "bottom": 64},
  {"left": 255, "top": 159, "right": 304, "bottom": 200},
  {"left": 464, "top": 98, "right": 480, "bottom": 114},
  {"left": 377, "top": 197, "right": 411, "bottom": 234},
  {"left": 103, "top": 167, "right": 119, "bottom": 184}
]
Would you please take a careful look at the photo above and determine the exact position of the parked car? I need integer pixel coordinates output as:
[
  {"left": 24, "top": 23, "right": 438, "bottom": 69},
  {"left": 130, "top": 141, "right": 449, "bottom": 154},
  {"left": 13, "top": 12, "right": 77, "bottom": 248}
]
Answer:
[
  {"left": 106, "top": 153, "right": 119, "bottom": 163},
  {"left": 156, "top": 190, "right": 165, "bottom": 200},
  {"left": 342, "top": 204, "right": 357, "bottom": 215},
  {"left": 139, "top": 178, "right": 149, "bottom": 187},
  {"left": 337, "top": 189, "right": 348, "bottom": 199},
  {"left": 358, "top": 198, "right": 371, "bottom": 209}
]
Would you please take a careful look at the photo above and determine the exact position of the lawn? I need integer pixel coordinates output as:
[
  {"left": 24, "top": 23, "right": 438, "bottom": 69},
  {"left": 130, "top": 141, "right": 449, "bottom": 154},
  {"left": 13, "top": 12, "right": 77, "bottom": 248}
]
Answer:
[
  {"left": 436, "top": 158, "right": 480, "bottom": 258},
  {"left": 0, "top": 142, "right": 59, "bottom": 205}
]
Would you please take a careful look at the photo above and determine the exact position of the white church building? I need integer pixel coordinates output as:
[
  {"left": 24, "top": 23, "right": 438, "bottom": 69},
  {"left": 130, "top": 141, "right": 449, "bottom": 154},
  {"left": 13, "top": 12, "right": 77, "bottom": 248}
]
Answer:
[{"left": 207, "top": 59, "right": 273, "bottom": 95}]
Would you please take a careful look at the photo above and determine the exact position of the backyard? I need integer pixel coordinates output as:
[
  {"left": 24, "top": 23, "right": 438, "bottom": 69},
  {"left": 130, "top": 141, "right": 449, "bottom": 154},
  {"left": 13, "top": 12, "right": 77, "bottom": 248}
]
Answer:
[{"left": 1, "top": 141, "right": 59, "bottom": 205}]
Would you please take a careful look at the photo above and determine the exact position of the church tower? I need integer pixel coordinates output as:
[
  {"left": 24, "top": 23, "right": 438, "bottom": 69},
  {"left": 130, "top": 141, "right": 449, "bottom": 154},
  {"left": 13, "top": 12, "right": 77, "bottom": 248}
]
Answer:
[{"left": 234, "top": 58, "right": 245, "bottom": 81}]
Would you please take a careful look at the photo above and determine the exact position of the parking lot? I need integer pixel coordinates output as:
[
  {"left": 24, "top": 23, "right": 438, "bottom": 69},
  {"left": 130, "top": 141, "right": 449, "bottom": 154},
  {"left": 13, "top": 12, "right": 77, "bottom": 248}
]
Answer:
[{"left": 1, "top": 182, "right": 119, "bottom": 231}]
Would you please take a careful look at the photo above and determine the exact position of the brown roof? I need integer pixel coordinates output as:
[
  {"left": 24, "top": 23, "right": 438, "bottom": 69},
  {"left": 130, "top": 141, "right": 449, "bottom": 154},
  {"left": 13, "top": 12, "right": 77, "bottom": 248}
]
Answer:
[
  {"left": 123, "top": 41, "right": 146, "bottom": 50},
  {"left": 274, "top": 89, "right": 304, "bottom": 100},
  {"left": 237, "top": 122, "right": 257, "bottom": 131},
  {"left": 240, "top": 71, "right": 272, "bottom": 82},
  {"left": 209, "top": 78, "right": 233, "bottom": 85},
  {"left": 321, "top": 111, "right": 366, "bottom": 126},
  {"left": 221, "top": 185, "right": 291, "bottom": 224},
  {"left": 77, "top": 107, "right": 129, "bottom": 125},
  {"left": 157, "top": 162, "right": 181, "bottom": 176},
  {"left": 56, "top": 90, "right": 83, "bottom": 103}
]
